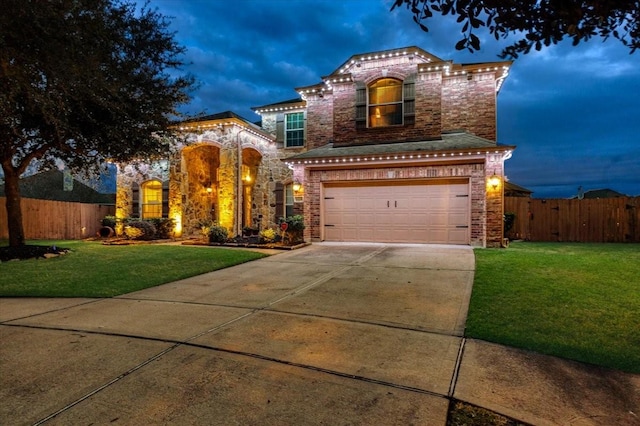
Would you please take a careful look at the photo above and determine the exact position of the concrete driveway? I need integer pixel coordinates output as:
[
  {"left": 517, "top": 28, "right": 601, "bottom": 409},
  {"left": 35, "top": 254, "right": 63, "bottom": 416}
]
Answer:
[
  {"left": 2, "top": 243, "right": 638, "bottom": 425},
  {"left": 1, "top": 243, "right": 473, "bottom": 425}
]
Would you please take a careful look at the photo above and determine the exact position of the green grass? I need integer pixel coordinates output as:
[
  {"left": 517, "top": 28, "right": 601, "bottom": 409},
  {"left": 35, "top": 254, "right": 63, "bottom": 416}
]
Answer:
[
  {"left": 468, "top": 242, "right": 640, "bottom": 373},
  {"left": 0, "top": 240, "right": 267, "bottom": 297}
]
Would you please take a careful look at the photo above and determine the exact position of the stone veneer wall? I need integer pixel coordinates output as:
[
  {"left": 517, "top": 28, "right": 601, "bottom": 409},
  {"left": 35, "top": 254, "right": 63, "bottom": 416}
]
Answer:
[
  {"left": 115, "top": 160, "right": 170, "bottom": 234},
  {"left": 300, "top": 158, "right": 504, "bottom": 247},
  {"left": 116, "top": 124, "right": 290, "bottom": 238},
  {"left": 180, "top": 144, "right": 220, "bottom": 233}
]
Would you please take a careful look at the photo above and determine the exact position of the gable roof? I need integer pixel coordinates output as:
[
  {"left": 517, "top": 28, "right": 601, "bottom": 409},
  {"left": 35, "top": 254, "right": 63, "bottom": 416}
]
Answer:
[
  {"left": 252, "top": 98, "right": 306, "bottom": 114},
  {"left": 328, "top": 46, "right": 444, "bottom": 77},
  {"left": 173, "top": 110, "right": 274, "bottom": 140}
]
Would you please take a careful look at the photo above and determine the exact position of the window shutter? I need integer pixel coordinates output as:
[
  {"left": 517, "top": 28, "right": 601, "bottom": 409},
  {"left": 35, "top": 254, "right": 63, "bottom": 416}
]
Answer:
[
  {"left": 303, "top": 111, "right": 307, "bottom": 145},
  {"left": 274, "top": 182, "right": 284, "bottom": 220},
  {"left": 162, "top": 180, "right": 169, "bottom": 217},
  {"left": 276, "top": 113, "right": 284, "bottom": 147},
  {"left": 355, "top": 81, "right": 366, "bottom": 129},
  {"left": 131, "top": 182, "right": 140, "bottom": 218},
  {"left": 404, "top": 75, "right": 415, "bottom": 125}
]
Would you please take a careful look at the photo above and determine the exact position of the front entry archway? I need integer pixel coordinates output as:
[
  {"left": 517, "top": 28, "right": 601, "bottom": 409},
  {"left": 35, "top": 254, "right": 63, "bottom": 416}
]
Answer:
[
  {"left": 241, "top": 147, "right": 262, "bottom": 230},
  {"left": 183, "top": 144, "right": 220, "bottom": 233}
]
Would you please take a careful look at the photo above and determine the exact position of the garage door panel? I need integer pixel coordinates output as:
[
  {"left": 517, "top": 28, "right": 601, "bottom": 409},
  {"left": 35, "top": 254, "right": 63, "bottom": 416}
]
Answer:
[
  {"left": 323, "top": 181, "right": 470, "bottom": 244},
  {"left": 449, "top": 197, "right": 469, "bottom": 209},
  {"left": 448, "top": 229, "right": 468, "bottom": 245},
  {"left": 431, "top": 215, "right": 447, "bottom": 226},
  {"left": 449, "top": 213, "right": 468, "bottom": 225}
]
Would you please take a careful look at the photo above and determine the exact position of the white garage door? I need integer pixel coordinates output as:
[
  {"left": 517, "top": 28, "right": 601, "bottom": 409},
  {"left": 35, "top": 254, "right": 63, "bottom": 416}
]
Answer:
[{"left": 323, "top": 181, "right": 470, "bottom": 244}]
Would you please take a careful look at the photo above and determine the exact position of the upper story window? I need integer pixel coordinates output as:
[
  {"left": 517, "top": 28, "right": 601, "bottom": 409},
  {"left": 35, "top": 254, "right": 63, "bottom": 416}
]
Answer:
[
  {"left": 355, "top": 76, "right": 415, "bottom": 129},
  {"left": 141, "top": 180, "right": 162, "bottom": 219},
  {"left": 369, "top": 78, "right": 403, "bottom": 127},
  {"left": 285, "top": 112, "right": 305, "bottom": 147}
]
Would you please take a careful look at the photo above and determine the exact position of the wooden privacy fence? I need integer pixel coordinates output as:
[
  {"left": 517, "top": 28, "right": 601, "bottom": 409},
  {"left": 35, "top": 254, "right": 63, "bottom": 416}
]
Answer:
[
  {"left": 505, "top": 196, "right": 640, "bottom": 243},
  {"left": 0, "top": 197, "right": 114, "bottom": 240}
]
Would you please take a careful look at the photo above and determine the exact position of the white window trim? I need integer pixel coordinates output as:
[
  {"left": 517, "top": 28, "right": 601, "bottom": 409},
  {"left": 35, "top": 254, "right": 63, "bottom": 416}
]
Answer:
[{"left": 285, "top": 112, "right": 305, "bottom": 148}]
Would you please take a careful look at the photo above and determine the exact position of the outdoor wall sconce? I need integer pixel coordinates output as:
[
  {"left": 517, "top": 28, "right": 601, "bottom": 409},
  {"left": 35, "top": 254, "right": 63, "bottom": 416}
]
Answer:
[
  {"left": 488, "top": 171, "right": 501, "bottom": 191},
  {"left": 293, "top": 180, "right": 303, "bottom": 203}
]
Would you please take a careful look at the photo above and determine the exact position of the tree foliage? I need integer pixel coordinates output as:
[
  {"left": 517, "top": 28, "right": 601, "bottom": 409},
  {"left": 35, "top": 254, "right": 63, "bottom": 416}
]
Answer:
[
  {"left": 391, "top": 0, "right": 640, "bottom": 58},
  {"left": 0, "top": 0, "right": 194, "bottom": 246}
]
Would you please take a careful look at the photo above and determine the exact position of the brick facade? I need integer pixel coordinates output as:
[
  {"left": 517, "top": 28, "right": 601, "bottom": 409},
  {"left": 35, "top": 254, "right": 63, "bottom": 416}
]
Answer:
[
  {"left": 252, "top": 47, "right": 513, "bottom": 247},
  {"left": 442, "top": 73, "right": 497, "bottom": 140}
]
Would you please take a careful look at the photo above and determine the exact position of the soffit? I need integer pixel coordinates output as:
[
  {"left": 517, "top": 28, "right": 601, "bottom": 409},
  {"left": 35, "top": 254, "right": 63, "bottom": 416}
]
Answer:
[{"left": 286, "top": 132, "right": 514, "bottom": 161}]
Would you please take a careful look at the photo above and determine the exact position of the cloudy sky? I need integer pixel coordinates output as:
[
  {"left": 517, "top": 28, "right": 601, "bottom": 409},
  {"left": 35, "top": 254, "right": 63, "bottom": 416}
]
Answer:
[{"left": 147, "top": 0, "right": 639, "bottom": 198}]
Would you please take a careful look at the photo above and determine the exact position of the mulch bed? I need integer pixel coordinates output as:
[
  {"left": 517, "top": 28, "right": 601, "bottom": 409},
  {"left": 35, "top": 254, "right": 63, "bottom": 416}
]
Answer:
[
  {"left": 0, "top": 245, "right": 69, "bottom": 262},
  {"left": 448, "top": 401, "right": 529, "bottom": 426}
]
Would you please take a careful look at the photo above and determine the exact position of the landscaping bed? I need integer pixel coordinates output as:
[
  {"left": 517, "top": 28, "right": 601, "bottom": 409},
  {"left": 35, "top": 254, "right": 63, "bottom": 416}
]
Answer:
[
  {"left": 448, "top": 401, "right": 528, "bottom": 426},
  {"left": 0, "top": 244, "right": 69, "bottom": 262}
]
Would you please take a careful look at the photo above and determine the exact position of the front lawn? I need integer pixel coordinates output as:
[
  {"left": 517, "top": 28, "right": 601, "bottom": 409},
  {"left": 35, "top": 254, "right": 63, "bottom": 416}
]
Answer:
[
  {"left": 0, "top": 240, "right": 267, "bottom": 297},
  {"left": 468, "top": 242, "right": 640, "bottom": 373}
]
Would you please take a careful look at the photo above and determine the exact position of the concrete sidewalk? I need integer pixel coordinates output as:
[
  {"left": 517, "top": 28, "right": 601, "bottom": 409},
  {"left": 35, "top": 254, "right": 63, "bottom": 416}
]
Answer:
[{"left": 1, "top": 243, "right": 638, "bottom": 425}]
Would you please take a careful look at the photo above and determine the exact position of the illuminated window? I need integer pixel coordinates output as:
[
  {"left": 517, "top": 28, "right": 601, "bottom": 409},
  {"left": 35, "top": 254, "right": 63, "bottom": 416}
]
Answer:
[
  {"left": 368, "top": 78, "right": 403, "bottom": 127},
  {"left": 285, "top": 112, "right": 304, "bottom": 147},
  {"left": 141, "top": 180, "right": 162, "bottom": 219},
  {"left": 285, "top": 183, "right": 294, "bottom": 217}
]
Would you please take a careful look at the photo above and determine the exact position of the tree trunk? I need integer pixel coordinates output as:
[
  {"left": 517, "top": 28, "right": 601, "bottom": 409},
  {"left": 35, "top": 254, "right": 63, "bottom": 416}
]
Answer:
[{"left": 3, "top": 168, "right": 25, "bottom": 247}]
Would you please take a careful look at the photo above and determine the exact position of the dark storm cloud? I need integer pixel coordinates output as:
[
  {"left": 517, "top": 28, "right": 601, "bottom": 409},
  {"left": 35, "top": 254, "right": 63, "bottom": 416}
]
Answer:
[{"left": 147, "top": 0, "right": 639, "bottom": 197}]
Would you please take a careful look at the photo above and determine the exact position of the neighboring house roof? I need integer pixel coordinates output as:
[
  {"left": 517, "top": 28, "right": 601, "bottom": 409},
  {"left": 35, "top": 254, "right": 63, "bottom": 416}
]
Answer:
[
  {"left": 572, "top": 188, "right": 627, "bottom": 199},
  {"left": 285, "top": 131, "right": 514, "bottom": 162},
  {"left": 0, "top": 170, "right": 115, "bottom": 204},
  {"left": 505, "top": 181, "right": 533, "bottom": 197}
]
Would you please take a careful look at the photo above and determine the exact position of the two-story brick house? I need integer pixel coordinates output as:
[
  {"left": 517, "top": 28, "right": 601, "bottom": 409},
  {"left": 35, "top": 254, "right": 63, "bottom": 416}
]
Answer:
[
  {"left": 254, "top": 46, "right": 514, "bottom": 247},
  {"left": 116, "top": 46, "right": 513, "bottom": 247}
]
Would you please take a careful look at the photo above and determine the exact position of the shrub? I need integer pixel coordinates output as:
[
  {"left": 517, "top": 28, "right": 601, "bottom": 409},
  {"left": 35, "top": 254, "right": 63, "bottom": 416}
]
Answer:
[
  {"left": 193, "top": 218, "right": 214, "bottom": 237},
  {"left": 101, "top": 215, "right": 117, "bottom": 228},
  {"left": 259, "top": 228, "right": 277, "bottom": 243},
  {"left": 125, "top": 220, "right": 156, "bottom": 240},
  {"left": 147, "top": 218, "right": 175, "bottom": 239},
  {"left": 243, "top": 226, "right": 258, "bottom": 236},
  {"left": 504, "top": 212, "right": 516, "bottom": 235},
  {"left": 280, "top": 215, "right": 305, "bottom": 244},
  {"left": 208, "top": 225, "right": 228, "bottom": 243}
]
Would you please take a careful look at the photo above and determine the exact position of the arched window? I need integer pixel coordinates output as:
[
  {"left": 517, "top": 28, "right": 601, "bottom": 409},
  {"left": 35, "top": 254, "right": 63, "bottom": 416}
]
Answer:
[
  {"left": 368, "top": 78, "right": 403, "bottom": 127},
  {"left": 141, "top": 180, "right": 162, "bottom": 219}
]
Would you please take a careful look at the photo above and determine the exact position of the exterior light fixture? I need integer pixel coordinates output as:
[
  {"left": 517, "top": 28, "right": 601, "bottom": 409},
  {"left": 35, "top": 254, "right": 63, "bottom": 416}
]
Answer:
[
  {"left": 488, "top": 171, "right": 501, "bottom": 190},
  {"left": 292, "top": 181, "right": 302, "bottom": 192}
]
